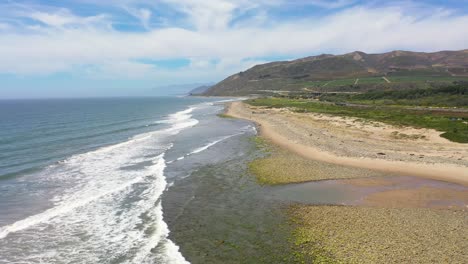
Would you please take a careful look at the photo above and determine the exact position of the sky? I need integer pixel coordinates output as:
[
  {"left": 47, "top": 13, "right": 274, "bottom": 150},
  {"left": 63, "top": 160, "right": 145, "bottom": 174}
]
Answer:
[{"left": 0, "top": 0, "right": 468, "bottom": 98}]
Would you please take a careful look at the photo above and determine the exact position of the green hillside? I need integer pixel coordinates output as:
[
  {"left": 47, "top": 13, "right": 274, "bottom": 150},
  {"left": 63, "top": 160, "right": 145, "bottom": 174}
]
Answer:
[{"left": 203, "top": 50, "right": 468, "bottom": 96}]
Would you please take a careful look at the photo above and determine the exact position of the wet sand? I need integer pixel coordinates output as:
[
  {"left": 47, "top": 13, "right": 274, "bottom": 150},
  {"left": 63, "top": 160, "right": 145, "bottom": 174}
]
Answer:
[{"left": 274, "top": 176, "right": 468, "bottom": 209}]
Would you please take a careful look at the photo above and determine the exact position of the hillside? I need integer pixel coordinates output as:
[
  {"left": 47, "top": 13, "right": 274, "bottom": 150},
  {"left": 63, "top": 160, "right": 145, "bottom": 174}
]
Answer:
[
  {"left": 189, "top": 85, "right": 212, "bottom": 95},
  {"left": 203, "top": 50, "right": 468, "bottom": 96}
]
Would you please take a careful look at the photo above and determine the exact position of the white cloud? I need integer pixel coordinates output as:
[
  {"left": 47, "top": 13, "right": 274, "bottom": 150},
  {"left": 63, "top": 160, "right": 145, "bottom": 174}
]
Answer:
[
  {"left": 161, "top": 0, "right": 238, "bottom": 31},
  {"left": 29, "top": 10, "right": 82, "bottom": 27},
  {"left": 82, "top": 60, "right": 157, "bottom": 79},
  {"left": 0, "top": 1, "right": 467, "bottom": 82},
  {"left": 123, "top": 6, "right": 152, "bottom": 29},
  {"left": 0, "top": 23, "right": 11, "bottom": 30},
  {"left": 0, "top": 3, "right": 110, "bottom": 30},
  {"left": 295, "top": 0, "right": 355, "bottom": 9},
  {"left": 189, "top": 58, "right": 214, "bottom": 69}
]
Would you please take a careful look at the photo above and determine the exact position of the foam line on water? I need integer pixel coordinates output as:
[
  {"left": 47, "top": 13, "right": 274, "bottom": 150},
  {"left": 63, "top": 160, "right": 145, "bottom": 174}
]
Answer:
[
  {"left": 0, "top": 152, "right": 169, "bottom": 241},
  {"left": 0, "top": 106, "right": 200, "bottom": 240},
  {"left": 0, "top": 161, "right": 149, "bottom": 239},
  {"left": 127, "top": 156, "right": 189, "bottom": 264},
  {"left": 43, "top": 106, "right": 199, "bottom": 170},
  {"left": 170, "top": 132, "right": 245, "bottom": 163},
  {"left": 189, "top": 132, "right": 245, "bottom": 155},
  {"left": 0, "top": 104, "right": 203, "bottom": 263}
]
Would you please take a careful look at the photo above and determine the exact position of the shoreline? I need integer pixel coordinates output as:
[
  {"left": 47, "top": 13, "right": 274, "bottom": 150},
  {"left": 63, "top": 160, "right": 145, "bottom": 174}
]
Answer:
[
  {"left": 226, "top": 101, "right": 468, "bottom": 185},
  {"left": 225, "top": 100, "right": 468, "bottom": 262}
]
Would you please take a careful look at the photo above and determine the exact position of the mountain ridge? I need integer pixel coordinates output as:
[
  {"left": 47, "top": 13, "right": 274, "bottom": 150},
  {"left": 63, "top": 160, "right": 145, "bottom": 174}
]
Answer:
[{"left": 204, "top": 49, "right": 468, "bottom": 96}]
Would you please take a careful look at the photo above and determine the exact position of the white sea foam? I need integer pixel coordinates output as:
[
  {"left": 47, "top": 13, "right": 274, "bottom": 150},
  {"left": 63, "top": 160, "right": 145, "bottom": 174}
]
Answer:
[
  {"left": 189, "top": 132, "right": 244, "bottom": 155},
  {"left": 189, "top": 137, "right": 226, "bottom": 155},
  {"left": 252, "top": 125, "right": 257, "bottom": 134},
  {"left": 169, "top": 107, "right": 196, "bottom": 120},
  {"left": 0, "top": 170, "right": 147, "bottom": 239},
  {"left": 213, "top": 98, "right": 247, "bottom": 103},
  {"left": 169, "top": 132, "right": 244, "bottom": 164},
  {"left": 0, "top": 105, "right": 200, "bottom": 263},
  {"left": 155, "top": 119, "right": 171, "bottom": 124},
  {"left": 127, "top": 158, "right": 188, "bottom": 264}
]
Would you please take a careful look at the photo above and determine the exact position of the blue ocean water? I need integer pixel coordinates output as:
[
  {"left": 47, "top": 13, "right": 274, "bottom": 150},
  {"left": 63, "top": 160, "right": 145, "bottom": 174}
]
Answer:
[
  {"left": 0, "top": 97, "right": 205, "bottom": 178},
  {"left": 0, "top": 96, "right": 256, "bottom": 263}
]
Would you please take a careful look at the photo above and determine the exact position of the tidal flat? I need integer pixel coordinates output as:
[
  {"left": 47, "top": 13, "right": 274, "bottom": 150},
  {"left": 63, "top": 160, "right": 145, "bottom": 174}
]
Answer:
[
  {"left": 231, "top": 103, "right": 468, "bottom": 263},
  {"left": 290, "top": 205, "right": 467, "bottom": 264},
  {"left": 248, "top": 137, "right": 393, "bottom": 185},
  {"left": 255, "top": 139, "right": 468, "bottom": 263}
]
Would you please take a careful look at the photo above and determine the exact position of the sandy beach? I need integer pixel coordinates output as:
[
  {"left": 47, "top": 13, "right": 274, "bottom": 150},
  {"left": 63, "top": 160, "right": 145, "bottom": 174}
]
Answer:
[
  {"left": 226, "top": 100, "right": 468, "bottom": 263},
  {"left": 227, "top": 101, "right": 468, "bottom": 185}
]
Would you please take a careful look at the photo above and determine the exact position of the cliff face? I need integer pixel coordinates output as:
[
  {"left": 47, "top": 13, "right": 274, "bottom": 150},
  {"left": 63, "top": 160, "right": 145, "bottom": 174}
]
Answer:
[{"left": 203, "top": 50, "right": 468, "bottom": 96}]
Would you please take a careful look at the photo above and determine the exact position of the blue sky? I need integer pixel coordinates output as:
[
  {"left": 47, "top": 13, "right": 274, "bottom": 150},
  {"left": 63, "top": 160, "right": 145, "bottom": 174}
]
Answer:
[{"left": 0, "top": 0, "right": 468, "bottom": 98}]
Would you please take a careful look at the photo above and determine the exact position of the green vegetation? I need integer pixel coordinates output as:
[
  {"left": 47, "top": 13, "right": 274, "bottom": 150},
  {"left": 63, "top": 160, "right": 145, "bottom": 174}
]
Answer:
[
  {"left": 320, "top": 84, "right": 468, "bottom": 107},
  {"left": 249, "top": 136, "right": 269, "bottom": 150},
  {"left": 302, "top": 76, "right": 386, "bottom": 88},
  {"left": 217, "top": 113, "right": 234, "bottom": 118},
  {"left": 248, "top": 136, "right": 390, "bottom": 185},
  {"left": 298, "top": 76, "right": 468, "bottom": 92},
  {"left": 204, "top": 49, "right": 468, "bottom": 96},
  {"left": 290, "top": 205, "right": 468, "bottom": 264},
  {"left": 246, "top": 97, "right": 468, "bottom": 143},
  {"left": 387, "top": 75, "right": 468, "bottom": 83},
  {"left": 291, "top": 225, "right": 336, "bottom": 263}
]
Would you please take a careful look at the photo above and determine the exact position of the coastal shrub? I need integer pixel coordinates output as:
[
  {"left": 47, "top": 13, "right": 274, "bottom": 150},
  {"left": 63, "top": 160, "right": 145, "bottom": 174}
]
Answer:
[{"left": 246, "top": 98, "right": 468, "bottom": 143}]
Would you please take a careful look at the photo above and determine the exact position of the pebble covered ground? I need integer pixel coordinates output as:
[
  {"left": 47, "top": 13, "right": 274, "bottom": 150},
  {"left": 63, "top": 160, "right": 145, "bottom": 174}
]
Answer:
[{"left": 290, "top": 205, "right": 468, "bottom": 264}]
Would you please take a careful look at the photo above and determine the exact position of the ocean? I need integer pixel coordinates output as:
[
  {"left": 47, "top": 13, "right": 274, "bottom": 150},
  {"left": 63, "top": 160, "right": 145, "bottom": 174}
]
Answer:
[{"left": 0, "top": 97, "right": 285, "bottom": 263}]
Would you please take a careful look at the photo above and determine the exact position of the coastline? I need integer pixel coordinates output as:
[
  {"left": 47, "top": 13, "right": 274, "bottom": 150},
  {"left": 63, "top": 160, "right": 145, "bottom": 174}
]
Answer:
[
  {"left": 226, "top": 101, "right": 468, "bottom": 185},
  {"left": 163, "top": 122, "right": 297, "bottom": 263},
  {"left": 224, "top": 100, "right": 468, "bottom": 263}
]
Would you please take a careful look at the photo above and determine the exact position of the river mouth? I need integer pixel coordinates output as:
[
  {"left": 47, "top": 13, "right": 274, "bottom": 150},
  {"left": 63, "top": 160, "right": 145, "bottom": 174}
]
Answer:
[{"left": 271, "top": 175, "right": 468, "bottom": 209}]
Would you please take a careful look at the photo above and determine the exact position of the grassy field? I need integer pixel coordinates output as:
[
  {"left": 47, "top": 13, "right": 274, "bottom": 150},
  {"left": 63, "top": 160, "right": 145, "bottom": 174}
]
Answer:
[
  {"left": 302, "top": 77, "right": 385, "bottom": 88},
  {"left": 324, "top": 95, "right": 467, "bottom": 108},
  {"left": 245, "top": 75, "right": 468, "bottom": 95},
  {"left": 298, "top": 75, "right": 468, "bottom": 90},
  {"left": 320, "top": 85, "right": 468, "bottom": 107},
  {"left": 387, "top": 75, "right": 468, "bottom": 83},
  {"left": 358, "top": 77, "right": 387, "bottom": 84},
  {"left": 246, "top": 98, "right": 468, "bottom": 143}
]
